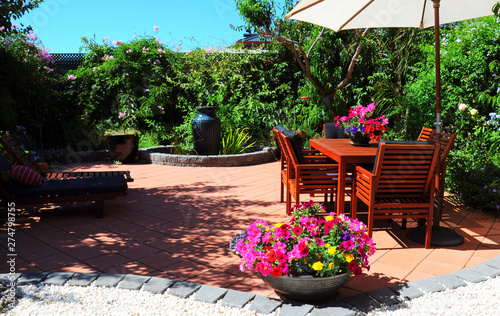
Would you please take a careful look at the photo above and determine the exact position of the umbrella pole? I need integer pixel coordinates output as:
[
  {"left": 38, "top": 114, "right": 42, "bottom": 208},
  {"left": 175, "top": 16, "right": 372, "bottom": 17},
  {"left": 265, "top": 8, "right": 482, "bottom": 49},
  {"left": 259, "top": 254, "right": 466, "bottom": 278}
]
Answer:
[
  {"left": 407, "top": 0, "right": 464, "bottom": 247},
  {"left": 432, "top": 0, "right": 443, "bottom": 230}
]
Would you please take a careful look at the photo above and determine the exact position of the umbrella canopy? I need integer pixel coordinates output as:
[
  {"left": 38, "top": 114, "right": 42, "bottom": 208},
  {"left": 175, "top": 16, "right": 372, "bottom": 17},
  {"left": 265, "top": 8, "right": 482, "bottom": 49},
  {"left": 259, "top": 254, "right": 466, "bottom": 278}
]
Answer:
[
  {"left": 285, "top": 0, "right": 497, "bottom": 32},
  {"left": 285, "top": 0, "right": 498, "bottom": 246}
]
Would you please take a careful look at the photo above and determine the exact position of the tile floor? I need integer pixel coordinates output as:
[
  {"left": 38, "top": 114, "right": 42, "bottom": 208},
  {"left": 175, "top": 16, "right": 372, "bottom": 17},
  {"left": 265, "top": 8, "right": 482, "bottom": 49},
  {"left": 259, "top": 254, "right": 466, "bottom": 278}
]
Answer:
[{"left": 1, "top": 161, "right": 499, "bottom": 300}]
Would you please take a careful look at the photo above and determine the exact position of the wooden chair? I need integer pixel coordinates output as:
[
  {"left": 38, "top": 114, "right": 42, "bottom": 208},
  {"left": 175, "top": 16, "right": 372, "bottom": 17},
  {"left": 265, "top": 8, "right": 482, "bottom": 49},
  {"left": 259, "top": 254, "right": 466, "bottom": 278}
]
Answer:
[
  {"left": 351, "top": 141, "right": 439, "bottom": 249},
  {"left": 273, "top": 127, "right": 288, "bottom": 203},
  {"left": 282, "top": 133, "right": 351, "bottom": 215},
  {"left": 273, "top": 126, "right": 332, "bottom": 203},
  {"left": 432, "top": 132, "right": 456, "bottom": 219},
  {"left": 417, "top": 127, "right": 435, "bottom": 141},
  {"left": 0, "top": 133, "right": 133, "bottom": 182}
]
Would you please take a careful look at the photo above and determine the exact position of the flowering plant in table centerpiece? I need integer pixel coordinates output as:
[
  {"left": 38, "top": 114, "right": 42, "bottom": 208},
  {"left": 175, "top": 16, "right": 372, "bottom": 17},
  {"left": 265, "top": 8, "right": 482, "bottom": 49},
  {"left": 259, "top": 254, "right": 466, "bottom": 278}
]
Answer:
[
  {"left": 235, "top": 201, "right": 376, "bottom": 278},
  {"left": 334, "top": 103, "right": 389, "bottom": 142}
]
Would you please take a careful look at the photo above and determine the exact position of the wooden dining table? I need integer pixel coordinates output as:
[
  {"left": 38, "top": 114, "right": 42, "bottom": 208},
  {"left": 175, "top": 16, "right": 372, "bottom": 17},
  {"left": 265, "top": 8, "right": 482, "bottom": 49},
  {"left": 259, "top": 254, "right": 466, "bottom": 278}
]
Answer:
[{"left": 309, "top": 138, "right": 379, "bottom": 215}]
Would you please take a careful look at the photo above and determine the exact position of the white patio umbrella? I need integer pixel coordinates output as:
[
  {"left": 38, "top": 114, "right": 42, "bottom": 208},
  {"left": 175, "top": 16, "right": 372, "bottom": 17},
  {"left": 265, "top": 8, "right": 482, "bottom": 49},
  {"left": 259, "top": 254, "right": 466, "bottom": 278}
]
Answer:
[{"left": 286, "top": 0, "right": 498, "bottom": 246}]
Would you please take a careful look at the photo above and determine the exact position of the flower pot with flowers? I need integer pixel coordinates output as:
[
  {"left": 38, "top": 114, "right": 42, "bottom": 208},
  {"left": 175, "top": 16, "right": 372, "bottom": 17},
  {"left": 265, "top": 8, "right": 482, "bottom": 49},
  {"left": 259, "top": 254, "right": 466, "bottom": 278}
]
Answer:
[
  {"left": 334, "top": 103, "right": 389, "bottom": 145},
  {"left": 233, "top": 201, "right": 376, "bottom": 303},
  {"left": 105, "top": 95, "right": 143, "bottom": 163}
]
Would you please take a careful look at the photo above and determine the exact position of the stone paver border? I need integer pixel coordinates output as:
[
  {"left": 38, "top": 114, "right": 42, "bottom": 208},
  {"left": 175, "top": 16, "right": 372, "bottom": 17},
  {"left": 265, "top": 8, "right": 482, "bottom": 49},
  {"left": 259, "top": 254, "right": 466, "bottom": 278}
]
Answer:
[{"left": 2, "top": 255, "right": 500, "bottom": 316}]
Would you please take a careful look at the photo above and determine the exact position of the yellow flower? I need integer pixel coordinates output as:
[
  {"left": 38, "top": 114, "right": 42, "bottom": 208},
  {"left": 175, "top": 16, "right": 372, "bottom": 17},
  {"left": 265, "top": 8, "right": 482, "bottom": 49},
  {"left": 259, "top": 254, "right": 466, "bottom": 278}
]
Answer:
[
  {"left": 328, "top": 246, "right": 336, "bottom": 255},
  {"left": 329, "top": 262, "right": 334, "bottom": 268},
  {"left": 343, "top": 254, "right": 354, "bottom": 262},
  {"left": 324, "top": 243, "right": 330, "bottom": 248},
  {"left": 325, "top": 216, "right": 334, "bottom": 221},
  {"left": 312, "top": 261, "right": 324, "bottom": 271},
  {"left": 275, "top": 223, "right": 284, "bottom": 228}
]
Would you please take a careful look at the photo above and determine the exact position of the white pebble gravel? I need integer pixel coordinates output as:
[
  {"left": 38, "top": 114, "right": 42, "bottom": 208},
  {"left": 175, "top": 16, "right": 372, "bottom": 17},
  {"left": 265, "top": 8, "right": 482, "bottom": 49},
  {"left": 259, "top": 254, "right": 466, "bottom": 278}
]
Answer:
[
  {"left": 3, "top": 276, "right": 500, "bottom": 316},
  {"left": 365, "top": 275, "right": 500, "bottom": 316}
]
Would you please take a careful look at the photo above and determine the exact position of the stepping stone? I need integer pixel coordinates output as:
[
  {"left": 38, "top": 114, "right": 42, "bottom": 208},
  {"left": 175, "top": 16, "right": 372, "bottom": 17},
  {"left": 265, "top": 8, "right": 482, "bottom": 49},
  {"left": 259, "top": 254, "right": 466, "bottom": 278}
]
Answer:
[
  {"left": 118, "top": 275, "right": 151, "bottom": 290},
  {"left": 249, "top": 295, "right": 282, "bottom": 314},
  {"left": 278, "top": 302, "right": 314, "bottom": 316},
  {"left": 221, "top": 289, "right": 255, "bottom": 308},
  {"left": 68, "top": 273, "right": 100, "bottom": 287},
  {"left": 142, "top": 276, "right": 176, "bottom": 294},
  {"left": 17, "top": 272, "right": 49, "bottom": 285},
  {"left": 167, "top": 281, "right": 201, "bottom": 299},
  {"left": 94, "top": 274, "right": 125, "bottom": 287},
  {"left": 195, "top": 285, "right": 227, "bottom": 304},
  {"left": 44, "top": 272, "right": 75, "bottom": 286}
]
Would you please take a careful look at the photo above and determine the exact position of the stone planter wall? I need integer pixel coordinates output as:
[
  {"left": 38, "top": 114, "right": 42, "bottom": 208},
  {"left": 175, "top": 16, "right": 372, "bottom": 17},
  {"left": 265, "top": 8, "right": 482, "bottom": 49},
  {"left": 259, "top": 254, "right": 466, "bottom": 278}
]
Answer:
[{"left": 139, "top": 146, "right": 279, "bottom": 167}]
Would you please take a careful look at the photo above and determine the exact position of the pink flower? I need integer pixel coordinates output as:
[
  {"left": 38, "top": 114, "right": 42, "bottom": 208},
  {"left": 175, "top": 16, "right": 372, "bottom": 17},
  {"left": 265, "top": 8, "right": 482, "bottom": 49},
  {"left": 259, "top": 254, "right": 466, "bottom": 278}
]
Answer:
[
  {"left": 154, "top": 25, "right": 160, "bottom": 31},
  {"left": 67, "top": 75, "right": 77, "bottom": 80},
  {"left": 118, "top": 112, "right": 127, "bottom": 118}
]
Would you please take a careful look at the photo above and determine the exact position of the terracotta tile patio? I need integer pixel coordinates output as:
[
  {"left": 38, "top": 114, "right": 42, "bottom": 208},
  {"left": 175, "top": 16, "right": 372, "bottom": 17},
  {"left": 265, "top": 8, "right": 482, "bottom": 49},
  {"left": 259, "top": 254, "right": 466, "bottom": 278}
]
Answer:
[{"left": 1, "top": 161, "right": 499, "bottom": 301}]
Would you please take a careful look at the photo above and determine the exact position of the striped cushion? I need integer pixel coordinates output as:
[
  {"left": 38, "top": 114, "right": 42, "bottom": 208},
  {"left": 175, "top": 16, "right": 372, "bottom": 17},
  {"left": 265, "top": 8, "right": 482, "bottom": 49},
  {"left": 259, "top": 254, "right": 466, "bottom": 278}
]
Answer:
[{"left": 8, "top": 165, "right": 44, "bottom": 186}]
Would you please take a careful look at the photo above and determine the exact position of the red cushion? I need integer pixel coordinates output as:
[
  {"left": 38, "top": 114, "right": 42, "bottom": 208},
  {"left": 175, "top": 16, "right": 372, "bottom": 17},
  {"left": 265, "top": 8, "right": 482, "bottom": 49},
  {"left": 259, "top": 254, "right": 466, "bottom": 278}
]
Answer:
[{"left": 8, "top": 165, "right": 44, "bottom": 186}]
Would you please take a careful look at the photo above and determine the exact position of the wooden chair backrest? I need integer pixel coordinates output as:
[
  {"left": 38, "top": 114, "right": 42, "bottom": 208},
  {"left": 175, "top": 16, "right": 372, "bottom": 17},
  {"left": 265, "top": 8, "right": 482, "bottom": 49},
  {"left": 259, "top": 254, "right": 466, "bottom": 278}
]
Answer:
[
  {"left": 432, "top": 132, "right": 456, "bottom": 165},
  {"left": 417, "top": 127, "right": 435, "bottom": 142},
  {"left": 373, "top": 142, "right": 439, "bottom": 200},
  {"left": 281, "top": 135, "right": 299, "bottom": 179},
  {"left": 0, "top": 134, "right": 43, "bottom": 174}
]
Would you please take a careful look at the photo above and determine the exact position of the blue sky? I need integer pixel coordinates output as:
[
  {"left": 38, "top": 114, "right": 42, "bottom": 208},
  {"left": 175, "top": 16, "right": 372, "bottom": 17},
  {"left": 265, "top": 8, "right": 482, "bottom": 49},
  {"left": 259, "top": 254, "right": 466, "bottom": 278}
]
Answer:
[{"left": 14, "top": 0, "right": 251, "bottom": 53}]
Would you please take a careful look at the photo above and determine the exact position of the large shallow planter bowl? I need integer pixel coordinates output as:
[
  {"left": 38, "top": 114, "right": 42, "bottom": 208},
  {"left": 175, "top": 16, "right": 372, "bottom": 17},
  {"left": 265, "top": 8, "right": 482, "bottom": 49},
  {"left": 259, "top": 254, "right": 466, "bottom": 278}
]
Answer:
[
  {"left": 259, "top": 273, "right": 350, "bottom": 303},
  {"left": 106, "top": 134, "right": 139, "bottom": 163}
]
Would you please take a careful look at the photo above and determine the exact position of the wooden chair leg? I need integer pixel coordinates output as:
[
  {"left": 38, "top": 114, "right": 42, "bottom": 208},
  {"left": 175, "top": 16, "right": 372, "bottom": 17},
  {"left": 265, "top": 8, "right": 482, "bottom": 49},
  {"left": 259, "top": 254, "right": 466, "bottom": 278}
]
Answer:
[
  {"left": 351, "top": 192, "right": 358, "bottom": 219},
  {"left": 280, "top": 181, "right": 284, "bottom": 203},
  {"left": 367, "top": 204, "right": 375, "bottom": 237},
  {"left": 286, "top": 187, "right": 292, "bottom": 215},
  {"left": 95, "top": 200, "right": 104, "bottom": 218}
]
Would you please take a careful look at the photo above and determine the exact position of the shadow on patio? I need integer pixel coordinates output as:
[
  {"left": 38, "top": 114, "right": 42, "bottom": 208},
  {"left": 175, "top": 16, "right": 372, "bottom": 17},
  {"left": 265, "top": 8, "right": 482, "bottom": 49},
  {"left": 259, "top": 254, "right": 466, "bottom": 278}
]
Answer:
[{"left": 1, "top": 162, "right": 499, "bottom": 300}]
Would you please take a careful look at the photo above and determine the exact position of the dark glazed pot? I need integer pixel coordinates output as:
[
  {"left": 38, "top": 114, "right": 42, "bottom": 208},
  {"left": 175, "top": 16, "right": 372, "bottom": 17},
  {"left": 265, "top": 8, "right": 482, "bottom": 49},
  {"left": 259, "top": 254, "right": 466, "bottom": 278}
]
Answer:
[
  {"left": 259, "top": 273, "right": 350, "bottom": 303},
  {"left": 349, "top": 132, "right": 371, "bottom": 145},
  {"left": 106, "top": 134, "right": 138, "bottom": 163},
  {"left": 192, "top": 106, "right": 221, "bottom": 155}
]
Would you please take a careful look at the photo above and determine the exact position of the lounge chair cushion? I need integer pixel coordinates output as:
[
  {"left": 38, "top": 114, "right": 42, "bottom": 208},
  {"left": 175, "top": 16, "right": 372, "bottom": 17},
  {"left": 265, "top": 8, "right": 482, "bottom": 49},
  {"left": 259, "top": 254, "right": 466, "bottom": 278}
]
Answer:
[
  {"left": 283, "top": 130, "right": 306, "bottom": 164},
  {"left": 8, "top": 165, "right": 43, "bottom": 187},
  {"left": 324, "top": 123, "right": 348, "bottom": 139},
  {"left": 12, "top": 176, "right": 128, "bottom": 199}
]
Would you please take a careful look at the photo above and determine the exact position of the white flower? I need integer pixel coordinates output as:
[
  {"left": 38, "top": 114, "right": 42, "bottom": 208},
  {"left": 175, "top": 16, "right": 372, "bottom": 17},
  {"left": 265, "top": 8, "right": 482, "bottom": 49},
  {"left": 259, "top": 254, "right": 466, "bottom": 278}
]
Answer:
[
  {"left": 470, "top": 109, "right": 478, "bottom": 116},
  {"left": 458, "top": 103, "right": 467, "bottom": 111}
]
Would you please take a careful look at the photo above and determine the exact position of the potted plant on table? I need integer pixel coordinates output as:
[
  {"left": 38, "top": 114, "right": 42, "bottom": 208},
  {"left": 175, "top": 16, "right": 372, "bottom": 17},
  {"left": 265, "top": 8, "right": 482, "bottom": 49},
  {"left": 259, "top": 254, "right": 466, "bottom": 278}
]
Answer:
[
  {"left": 232, "top": 201, "right": 376, "bottom": 303},
  {"left": 334, "top": 103, "right": 389, "bottom": 145}
]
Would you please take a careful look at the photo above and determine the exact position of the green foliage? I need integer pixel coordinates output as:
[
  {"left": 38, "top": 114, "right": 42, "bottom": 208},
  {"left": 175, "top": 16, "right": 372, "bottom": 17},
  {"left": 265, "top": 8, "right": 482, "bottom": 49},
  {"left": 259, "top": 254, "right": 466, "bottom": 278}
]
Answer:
[
  {"left": 220, "top": 127, "right": 256, "bottom": 155},
  {"left": 0, "top": 0, "right": 41, "bottom": 31},
  {"left": 68, "top": 33, "right": 182, "bottom": 138},
  {"left": 234, "top": 0, "right": 380, "bottom": 118},
  {"left": 0, "top": 26, "right": 83, "bottom": 148}
]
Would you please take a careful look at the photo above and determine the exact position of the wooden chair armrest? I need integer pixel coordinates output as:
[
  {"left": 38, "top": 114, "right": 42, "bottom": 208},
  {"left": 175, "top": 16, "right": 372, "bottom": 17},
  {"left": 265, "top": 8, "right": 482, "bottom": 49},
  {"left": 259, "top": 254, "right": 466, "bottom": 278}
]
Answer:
[{"left": 355, "top": 165, "right": 374, "bottom": 182}]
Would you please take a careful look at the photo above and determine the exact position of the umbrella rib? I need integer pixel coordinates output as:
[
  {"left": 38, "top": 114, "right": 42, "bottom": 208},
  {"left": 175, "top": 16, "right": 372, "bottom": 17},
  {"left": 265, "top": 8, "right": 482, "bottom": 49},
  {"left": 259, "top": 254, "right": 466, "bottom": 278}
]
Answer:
[
  {"left": 338, "top": 0, "right": 375, "bottom": 31},
  {"left": 420, "top": 0, "right": 428, "bottom": 29}
]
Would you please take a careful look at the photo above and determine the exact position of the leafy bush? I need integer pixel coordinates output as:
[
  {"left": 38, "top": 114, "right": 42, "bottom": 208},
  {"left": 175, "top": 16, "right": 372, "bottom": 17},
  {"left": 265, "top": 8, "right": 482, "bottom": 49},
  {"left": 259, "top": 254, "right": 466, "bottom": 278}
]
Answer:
[{"left": 0, "top": 26, "right": 77, "bottom": 148}]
